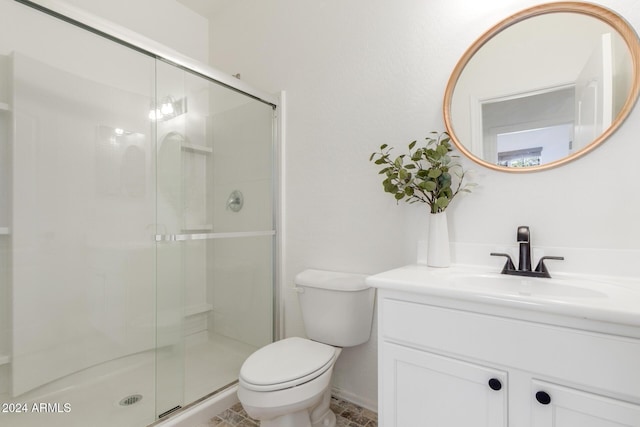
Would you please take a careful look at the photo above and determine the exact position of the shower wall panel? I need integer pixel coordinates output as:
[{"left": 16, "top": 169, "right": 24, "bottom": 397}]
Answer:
[
  {"left": 207, "top": 99, "right": 274, "bottom": 349},
  {"left": 10, "top": 51, "right": 155, "bottom": 395},
  {"left": 209, "top": 237, "right": 273, "bottom": 348}
]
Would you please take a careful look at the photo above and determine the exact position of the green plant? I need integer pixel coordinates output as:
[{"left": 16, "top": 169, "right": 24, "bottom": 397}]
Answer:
[{"left": 369, "top": 131, "right": 474, "bottom": 214}]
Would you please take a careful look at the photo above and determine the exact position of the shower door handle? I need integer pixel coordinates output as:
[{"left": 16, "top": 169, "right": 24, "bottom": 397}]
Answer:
[{"left": 155, "top": 230, "right": 275, "bottom": 242}]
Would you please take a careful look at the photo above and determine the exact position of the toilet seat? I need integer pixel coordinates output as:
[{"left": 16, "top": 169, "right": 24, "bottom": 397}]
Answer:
[{"left": 239, "top": 337, "right": 337, "bottom": 392}]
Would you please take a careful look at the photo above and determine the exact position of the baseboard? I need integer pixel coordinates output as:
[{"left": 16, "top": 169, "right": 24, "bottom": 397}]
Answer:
[{"left": 331, "top": 387, "right": 377, "bottom": 413}]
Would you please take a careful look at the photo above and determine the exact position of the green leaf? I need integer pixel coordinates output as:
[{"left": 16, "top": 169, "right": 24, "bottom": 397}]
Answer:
[
  {"left": 405, "top": 187, "right": 414, "bottom": 196},
  {"left": 380, "top": 144, "right": 388, "bottom": 149},
  {"left": 383, "top": 180, "right": 394, "bottom": 193},
  {"left": 419, "top": 181, "right": 437, "bottom": 192},
  {"left": 428, "top": 168, "right": 442, "bottom": 179},
  {"left": 438, "top": 172, "right": 452, "bottom": 188},
  {"left": 435, "top": 197, "right": 450, "bottom": 208},
  {"left": 404, "top": 164, "right": 416, "bottom": 169},
  {"left": 389, "top": 185, "right": 399, "bottom": 194},
  {"left": 374, "top": 158, "right": 386, "bottom": 165},
  {"left": 408, "top": 140, "right": 417, "bottom": 150},
  {"left": 395, "top": 192, "right": 405, "bottom": 200},
  {"left": 436, "top": 144, "right": 449, "bottom": 156},
  {"left": 399, "top": 169, "right": 408, "bottom": 180}
]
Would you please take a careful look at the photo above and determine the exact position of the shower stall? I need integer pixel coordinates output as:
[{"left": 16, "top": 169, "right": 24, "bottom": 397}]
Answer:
[{"left": 0, "top": 1, "right": 279, "bottom": 426}]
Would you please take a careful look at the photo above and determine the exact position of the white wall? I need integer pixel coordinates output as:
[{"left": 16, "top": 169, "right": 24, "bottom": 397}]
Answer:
[{"left": 204, "top": 0, "right": 640, "bottom": 410}]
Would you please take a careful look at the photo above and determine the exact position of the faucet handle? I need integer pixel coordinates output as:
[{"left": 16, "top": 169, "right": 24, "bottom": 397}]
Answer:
[
  {"left": 490, "top": 252, "right": 516, "bottom": 273},
  {"left": 534, "top": 256, "right": 565, "bottom": 277}
]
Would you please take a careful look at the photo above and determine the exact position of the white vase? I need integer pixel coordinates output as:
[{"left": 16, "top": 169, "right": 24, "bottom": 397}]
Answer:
[{"left": 427, "top": 211, "right": 451, "bottom": 268}]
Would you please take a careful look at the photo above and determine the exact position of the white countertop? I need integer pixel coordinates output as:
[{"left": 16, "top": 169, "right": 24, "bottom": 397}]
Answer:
[{"left": 367, "top": 264, "right": 640, "bottom": 331}]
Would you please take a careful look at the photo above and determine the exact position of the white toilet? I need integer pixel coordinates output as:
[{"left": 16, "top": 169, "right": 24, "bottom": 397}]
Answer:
[{"left": 237, "top": 269, "right": 375, "bottom": 427}]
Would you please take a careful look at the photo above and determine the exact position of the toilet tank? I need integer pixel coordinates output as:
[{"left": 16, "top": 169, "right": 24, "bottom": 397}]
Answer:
[{"left": 295, "top": 269, "right": 375, "bottom": 347}]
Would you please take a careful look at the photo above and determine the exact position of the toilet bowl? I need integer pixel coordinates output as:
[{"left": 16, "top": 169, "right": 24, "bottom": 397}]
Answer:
[
  {"left": 236, "top": 269, "right": 375, "bottom": 427},
  {"left": 238, "top": 337, "right": 341, "bottom": 427}
]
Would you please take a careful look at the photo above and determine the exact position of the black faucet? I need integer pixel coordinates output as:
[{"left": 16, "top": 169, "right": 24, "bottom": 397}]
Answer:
[
  {"left": 517, "top": 226, "right": 532, "bottom": 272},
  {"left": 490, "top": 226, "right": 564, "bottom": 278}
]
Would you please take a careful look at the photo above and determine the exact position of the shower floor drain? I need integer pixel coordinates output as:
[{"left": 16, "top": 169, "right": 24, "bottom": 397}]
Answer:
[{"left": 119, "top": 394, "right": 143, "bottom": 406}]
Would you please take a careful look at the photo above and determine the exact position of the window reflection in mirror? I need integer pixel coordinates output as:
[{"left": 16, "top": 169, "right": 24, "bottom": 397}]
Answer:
[{"left": 482, "top": 86, "right": 575, "bottom": 166}]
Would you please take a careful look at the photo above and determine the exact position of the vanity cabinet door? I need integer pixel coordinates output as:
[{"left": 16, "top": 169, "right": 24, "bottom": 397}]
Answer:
[
  {"left": 381, "top": 342, "right": 507, "bottom": 427},
  {"left": 531, "top": 381, "right": 640, "bottom": 427}
]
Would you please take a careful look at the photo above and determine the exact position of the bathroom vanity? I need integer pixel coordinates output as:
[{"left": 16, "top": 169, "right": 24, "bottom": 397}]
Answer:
[{"left": 367, "top": 264, "right": 640, "bottom": 426}]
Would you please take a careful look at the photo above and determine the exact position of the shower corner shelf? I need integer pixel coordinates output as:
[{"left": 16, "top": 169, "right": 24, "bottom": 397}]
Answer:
[
  {"left": 181, "top": 142, "right": 212, "bottom": 154},
  {"left": 0, "top": 353, "right": 10, "bottom": 366},
  {"left": 184, "top": 303, "right": 213, "bottom": 317},
  {"left": 181, "top": 224, "right": 213, "bottom": 232}
]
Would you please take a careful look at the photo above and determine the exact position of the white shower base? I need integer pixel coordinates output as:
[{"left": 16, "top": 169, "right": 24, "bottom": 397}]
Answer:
[{"left": 0, "top": 333, "right": 255, "bottom": 427}]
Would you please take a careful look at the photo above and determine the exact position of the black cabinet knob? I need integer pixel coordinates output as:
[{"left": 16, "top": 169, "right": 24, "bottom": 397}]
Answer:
[
  {"left": 536, "top": 391, "right": 551, "bottom": 405},
  {"left": 488, "top": 378, "right": 502, "bottom": 391}
]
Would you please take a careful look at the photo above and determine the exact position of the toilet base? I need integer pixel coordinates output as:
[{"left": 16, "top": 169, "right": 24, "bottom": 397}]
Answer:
[
  {"left": 310, "top": 407, "right": 336, "bottom": 427},
  {"left": 243, "top": 387, "right": 336, "bottom": 427},
  {"left": 257, "top": 404, "right": 335, "bottom": 427},
  {"left": 260, "top": 410, "right": 313, "bottom": 427},
  {"left": 309, "top": 387, "right": 335, "bottom": 427}
]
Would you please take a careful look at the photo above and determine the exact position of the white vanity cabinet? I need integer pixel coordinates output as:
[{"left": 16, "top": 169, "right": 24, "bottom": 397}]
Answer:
[
  {"left": 382, "top": 341, "right": 507, "bottom": 426},
  {"left": 375, "top": 287, "right": 640, "bottom": 427},
  {"left": 531, "top": 380, "right": 640, "bottom": 427}
]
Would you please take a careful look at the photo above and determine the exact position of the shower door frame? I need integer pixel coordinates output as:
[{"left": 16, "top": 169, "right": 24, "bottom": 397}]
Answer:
[
  {"left": 13, "top": 0, "right": 279, "bottom": 106},
  {"left": 11, "top": 0, "right": 283, "bottom": 417}
]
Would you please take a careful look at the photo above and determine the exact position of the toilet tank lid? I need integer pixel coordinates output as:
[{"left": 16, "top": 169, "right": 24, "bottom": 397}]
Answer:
[{"left": 295, "top": 269, "right": 370, "bottom": 291}]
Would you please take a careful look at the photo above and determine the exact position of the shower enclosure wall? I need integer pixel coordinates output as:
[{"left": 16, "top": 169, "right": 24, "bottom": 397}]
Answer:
[{"left": 0, "top": 1, "right": 278, "bottom": 426}]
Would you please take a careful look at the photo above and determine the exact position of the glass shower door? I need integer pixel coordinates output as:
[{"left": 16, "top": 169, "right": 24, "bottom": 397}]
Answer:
[
  {"left": 155, "top": 59, "right": 276, "bottom": 414},
  {"left": 1, "top": 2, "right": 277, "bottom": 425},
  {"left": 0, "top": 2, "right": 158, "bottom": 426}
]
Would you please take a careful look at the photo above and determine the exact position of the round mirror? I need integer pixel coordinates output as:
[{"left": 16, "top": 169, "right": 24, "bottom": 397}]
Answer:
[{"left": 443, "top": 2, "right": 640, "bottom": 172}]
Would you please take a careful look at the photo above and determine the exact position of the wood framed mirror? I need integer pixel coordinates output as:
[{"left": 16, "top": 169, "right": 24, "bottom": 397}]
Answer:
[{"left": 443, "top": 2, "right": 640, "bottom": 172}]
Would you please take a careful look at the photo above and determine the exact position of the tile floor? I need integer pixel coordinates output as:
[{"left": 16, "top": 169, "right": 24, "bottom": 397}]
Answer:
[{"left": 207, "top": 396, "right": 377, "bottom": 427}]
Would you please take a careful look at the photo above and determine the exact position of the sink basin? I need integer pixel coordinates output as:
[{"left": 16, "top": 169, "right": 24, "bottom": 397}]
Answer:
[{"left": 444, "top": 272, "right": 608, "bottom": 299}]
